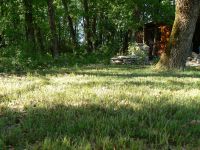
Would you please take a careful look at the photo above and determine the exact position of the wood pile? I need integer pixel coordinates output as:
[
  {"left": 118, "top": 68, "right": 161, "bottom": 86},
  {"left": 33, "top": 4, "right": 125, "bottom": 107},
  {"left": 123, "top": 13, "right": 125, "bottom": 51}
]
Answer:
[{"left": 186, "top": 52, "right": 200, "bottom": 67}]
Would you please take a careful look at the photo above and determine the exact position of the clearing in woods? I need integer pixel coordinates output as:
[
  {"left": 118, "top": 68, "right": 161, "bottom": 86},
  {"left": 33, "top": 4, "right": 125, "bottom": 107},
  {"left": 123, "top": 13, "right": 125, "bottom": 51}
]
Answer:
[{"left": 1, "top": 65, "right": 200, "bottom": 149}]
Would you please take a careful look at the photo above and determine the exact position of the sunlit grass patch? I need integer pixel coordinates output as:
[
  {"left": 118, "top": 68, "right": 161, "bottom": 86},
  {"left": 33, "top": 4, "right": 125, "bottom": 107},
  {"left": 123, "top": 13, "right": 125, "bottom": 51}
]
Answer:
[{"left": 1, "top": 65, "right": 200, "bottom": 149}]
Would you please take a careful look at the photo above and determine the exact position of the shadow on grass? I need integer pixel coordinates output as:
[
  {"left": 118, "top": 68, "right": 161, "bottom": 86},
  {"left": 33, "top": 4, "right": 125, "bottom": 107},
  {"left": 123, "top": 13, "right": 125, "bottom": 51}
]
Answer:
[
  {"left": 1, "top": 101, "right": 200, "bottom": 149},
  {"left": 123, "top": 80, "right": 200, "bottom": 90},
  {"left": 64, "top": 79, "right": 200, "bottom": 91},
  {"left": 70, "top": 67, "right": 200, "bottom": 79},
  {"left": 1, "top": 65, "right": 200, "bottom": 79}
]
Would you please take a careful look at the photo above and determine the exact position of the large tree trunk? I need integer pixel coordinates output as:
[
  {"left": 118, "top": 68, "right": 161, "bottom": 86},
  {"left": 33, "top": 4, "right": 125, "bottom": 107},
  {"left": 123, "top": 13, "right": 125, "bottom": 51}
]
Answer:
[
  {"left": 47, "top": 0, "right": 59, "bottom": 58},
  {"left": 157, "top": 0, "right": 200, "bottom": 70},
  {"left": 23, "top": 0, "right": 35, "bottom": 45}
]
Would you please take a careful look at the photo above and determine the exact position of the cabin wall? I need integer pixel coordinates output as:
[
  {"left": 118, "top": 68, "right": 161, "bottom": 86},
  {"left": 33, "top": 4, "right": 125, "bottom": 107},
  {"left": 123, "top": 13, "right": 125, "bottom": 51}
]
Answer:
[
  {"left": 135, "top": 30, "right": 143, "bottom": 43},
  {"left": 135, "top": 24, "right": 171, "bottom": 57},
  {"left": 158, "top": 25, "right": 171, "bottom": 55},
  {"left": 135, "top": 20, "right": 200, "bottom": 57}
]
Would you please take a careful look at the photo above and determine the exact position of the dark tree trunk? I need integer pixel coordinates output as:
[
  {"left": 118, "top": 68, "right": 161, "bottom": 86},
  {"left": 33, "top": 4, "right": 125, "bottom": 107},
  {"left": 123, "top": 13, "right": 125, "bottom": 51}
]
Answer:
[
  {"left": 97, "top": 12, "right": 104, "bottom": 46},
  {"left": 47, "top": 0, "right": 59, "bottom": 58},
  {"left": 68, "top": 15, "right": 78, "bottom": 47},
  {"left": 92, "top": 16, "right": 97, "bottom": 50},
  {"left": 192, "top": 16, "right": 200, "bottom": 54},
  {"left": 0, "top": 34, "right": 5, "bottom": 48},
  {"left": 0, "top": 1, "right": 5, "bottom": 48},
  {"left": 23, "top": 0, "right": 35, "bottom": 45},
  {"left": 62, "top": 0, "right": 78, "bottom": 48},
  {"left": 58, "top": 18, "right": 61, "bottom": 47},
  {"left": 157, "top": 0, "right": 200, "bottom": 70},
  {"left": 83, "top": 0, "right": 93, "bottom": 53},
  {"left": 35, "top": 25, "right": 45, "bottom": 52},
  {"left": 0, "top": 0, "right": 4, "bottom": 16},
  {"left": 121, "top": 29, "right": 132, "bottom": 54}
]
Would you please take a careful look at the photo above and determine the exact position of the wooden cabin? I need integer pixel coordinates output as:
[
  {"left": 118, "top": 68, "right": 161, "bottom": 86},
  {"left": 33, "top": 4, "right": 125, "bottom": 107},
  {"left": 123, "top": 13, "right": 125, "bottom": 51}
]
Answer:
[
  {"left": 135, "top": 19, "right": 200, "bottom": 60},
  {"left": 135, "top": 22, "right": 171, "bottom": 60}
]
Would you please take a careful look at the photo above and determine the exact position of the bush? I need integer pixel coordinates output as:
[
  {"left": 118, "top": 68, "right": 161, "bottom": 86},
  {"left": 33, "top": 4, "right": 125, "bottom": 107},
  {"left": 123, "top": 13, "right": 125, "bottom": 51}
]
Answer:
[
  {"left": 128, "top": 43, "right": 149, "bottom": 64},
  {"left": 0, "top": 43, "right": 56, "bottom": 72},
  {"left": 0, "top": 42, "right": 118, "bottom": 72}
]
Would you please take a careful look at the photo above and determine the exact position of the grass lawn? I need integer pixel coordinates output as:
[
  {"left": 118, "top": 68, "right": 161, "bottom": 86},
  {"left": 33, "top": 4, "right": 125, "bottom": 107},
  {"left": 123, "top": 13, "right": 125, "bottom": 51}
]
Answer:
[{"left": 1, "top": 65, "right": 200, "bottom": 149}]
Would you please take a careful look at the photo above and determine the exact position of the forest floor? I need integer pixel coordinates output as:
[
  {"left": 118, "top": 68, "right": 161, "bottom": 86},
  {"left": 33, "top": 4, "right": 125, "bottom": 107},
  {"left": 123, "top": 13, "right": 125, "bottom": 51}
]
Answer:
[{"left": 1, "top": 65, "right": 200, "bottom": 149}]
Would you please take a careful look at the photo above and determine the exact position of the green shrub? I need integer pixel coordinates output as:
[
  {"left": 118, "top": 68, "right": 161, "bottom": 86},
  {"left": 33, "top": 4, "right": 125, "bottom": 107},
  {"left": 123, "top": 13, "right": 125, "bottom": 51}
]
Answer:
[{"left": 128, "top": 43, "right": 149, "bottom": 64}]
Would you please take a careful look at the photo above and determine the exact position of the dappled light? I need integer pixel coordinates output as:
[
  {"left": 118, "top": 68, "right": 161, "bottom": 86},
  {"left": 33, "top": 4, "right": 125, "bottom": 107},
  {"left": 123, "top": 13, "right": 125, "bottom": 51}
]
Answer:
[
  {"left": 1, "top": 0, "right": 200, "bottom": 148},
  {"left": 1, "top": 66, "right": 200, "bottom": 148}
]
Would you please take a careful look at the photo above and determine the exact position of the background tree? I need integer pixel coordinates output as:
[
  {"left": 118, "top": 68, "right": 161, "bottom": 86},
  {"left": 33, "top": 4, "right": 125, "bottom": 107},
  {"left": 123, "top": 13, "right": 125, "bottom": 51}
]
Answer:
[
  {"left": 0, "top": 0, "right": 175, "bottom": 68},
  {"left": 23, "top": 0, "right": 35, "bottom": 47},
  {"left": 47, "top": 0, "right": 59, "bottom": 58}
]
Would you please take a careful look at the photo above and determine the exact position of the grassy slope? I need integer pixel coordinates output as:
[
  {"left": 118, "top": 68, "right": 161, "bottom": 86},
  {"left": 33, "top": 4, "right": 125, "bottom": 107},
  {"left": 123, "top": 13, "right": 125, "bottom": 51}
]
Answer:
[{"left": 1, "top": 65, "right": 200, "bottom": 149}]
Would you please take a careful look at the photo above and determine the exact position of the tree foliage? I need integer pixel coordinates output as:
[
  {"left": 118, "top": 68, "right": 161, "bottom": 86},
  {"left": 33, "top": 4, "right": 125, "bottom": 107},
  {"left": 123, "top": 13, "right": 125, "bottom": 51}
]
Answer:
[{"left": 0, "top": 0, "right": 175, "bottom": 67}]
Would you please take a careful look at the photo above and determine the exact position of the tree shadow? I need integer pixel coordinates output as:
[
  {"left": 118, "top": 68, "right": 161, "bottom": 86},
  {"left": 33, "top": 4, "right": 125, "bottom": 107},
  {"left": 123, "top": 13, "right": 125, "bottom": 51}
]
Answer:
[
  {"left": 71, "top": 69, "right": 200, "bottom": 79},
  {"left": 1, "top": 65, "right": 200, "bottom": 79},
  {"left": 65, "top": 79, "right": 200, "bottom": 91},
  {"left": 1, "top": 101, "right": 200, "bottom": 149},
  {"left": 39, "top": 66, "right": 200, "bottom": 79},
  {"left": 123, "top": 80, "right": 200, "bottom": 90}
]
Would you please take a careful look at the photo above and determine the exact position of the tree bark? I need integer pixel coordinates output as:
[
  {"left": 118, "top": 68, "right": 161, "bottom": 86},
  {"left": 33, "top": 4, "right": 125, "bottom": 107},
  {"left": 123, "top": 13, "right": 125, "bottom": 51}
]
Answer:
[
  {"left": 47, "top": 0, "right": 59, "bottom": 58},
  {"left": 157, "top": 0, "right": 200, "bottom": 70}
]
